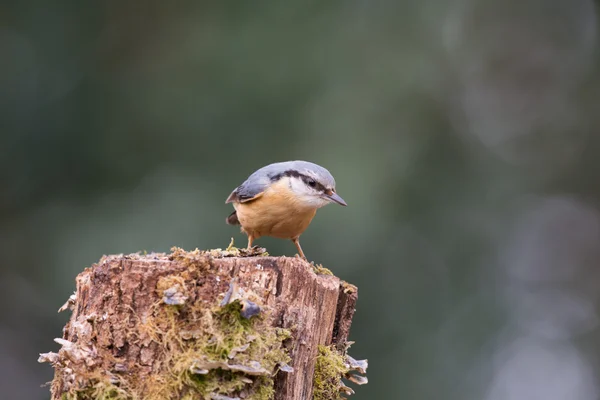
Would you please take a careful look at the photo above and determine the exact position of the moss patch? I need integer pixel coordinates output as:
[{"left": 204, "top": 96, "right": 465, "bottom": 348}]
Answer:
[
  {"left": 312, "top": 263, "right": 334, "bottom": 276},
  {"left": 313, "top": 345, "right": 348, "bottom": 400},
  {"left": 143, "top": 289, "right": 290, "bottom": 399},
  {"left": 313, "top": 344, "right": 368, "bottom": 399},
  {"left": 60, "top": 382, "right": 129, "bottom": 400}
]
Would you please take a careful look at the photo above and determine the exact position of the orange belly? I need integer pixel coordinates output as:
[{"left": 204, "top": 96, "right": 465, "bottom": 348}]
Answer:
[{"left": 234, "top": 183, "right": 317, "bottom": 239}]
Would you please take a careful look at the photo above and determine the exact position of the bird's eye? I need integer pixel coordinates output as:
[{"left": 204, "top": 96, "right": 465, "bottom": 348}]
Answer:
[{"left": 307, "top": 179, "right": 317, "bottom": 188}]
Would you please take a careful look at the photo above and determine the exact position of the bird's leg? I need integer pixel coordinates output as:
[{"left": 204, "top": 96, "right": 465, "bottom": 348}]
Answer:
[
  {"left": 292, "top": 237, "right": 307, "bottom": 260},
  {"left": 247, "top": 234, "right": 254, "bottom": 250}
]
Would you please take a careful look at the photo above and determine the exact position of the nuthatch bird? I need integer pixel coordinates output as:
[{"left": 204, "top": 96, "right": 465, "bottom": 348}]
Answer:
[{"left": 225, "top": 160, "right": 347, "bottom": 260}]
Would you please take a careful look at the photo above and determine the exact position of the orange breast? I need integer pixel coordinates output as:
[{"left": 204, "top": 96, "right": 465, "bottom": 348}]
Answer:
[{"left": 234, "top": 179, "right": 317, "bottom": 239}]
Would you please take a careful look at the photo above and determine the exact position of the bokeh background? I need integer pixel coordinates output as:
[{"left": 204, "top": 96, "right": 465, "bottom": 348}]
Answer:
[{"left": 3, "top": 1, "right": 600, "bottom": 399}]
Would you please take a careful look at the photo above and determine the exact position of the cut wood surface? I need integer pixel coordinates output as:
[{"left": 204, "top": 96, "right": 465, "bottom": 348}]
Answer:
[{"left": 40, "top": 247, "right": 364, "bottom": 400}]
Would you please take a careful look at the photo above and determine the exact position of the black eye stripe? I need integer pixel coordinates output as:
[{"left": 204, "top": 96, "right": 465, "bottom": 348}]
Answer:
[
  {"left": 270, "top": 170, "right": 326, "bottom": 192},
  {"left": 303, "top": 177, "right": 315, "bottom": 186},
  {"left": 301, "top": 176, "right": 325, "bottom": 191}
]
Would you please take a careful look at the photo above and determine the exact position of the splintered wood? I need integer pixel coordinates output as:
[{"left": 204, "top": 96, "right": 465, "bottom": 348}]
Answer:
[{"left": 40, "top": 248, "right": 363, "bottom": 400}]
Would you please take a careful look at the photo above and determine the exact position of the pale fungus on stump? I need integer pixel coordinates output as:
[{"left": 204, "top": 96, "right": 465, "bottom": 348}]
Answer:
[{"left": 39, "top": 245, "right": 367, "bottom": 400}]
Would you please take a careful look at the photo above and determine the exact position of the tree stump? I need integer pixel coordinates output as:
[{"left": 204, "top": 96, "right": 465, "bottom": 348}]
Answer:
[{"left": 39, "top": 247, "right": 367, "bottom": 400}]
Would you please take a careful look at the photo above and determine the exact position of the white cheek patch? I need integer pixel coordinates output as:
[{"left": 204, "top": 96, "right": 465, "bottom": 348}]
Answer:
[
  {"left": 301, "top": 196, "right": 330, "bottom": 208},
  {"left": 288, "top": 177, "right": 312, "bottom": 196},
  {"left": 287, "top": 177, "right": 329, "bottom": 208}
]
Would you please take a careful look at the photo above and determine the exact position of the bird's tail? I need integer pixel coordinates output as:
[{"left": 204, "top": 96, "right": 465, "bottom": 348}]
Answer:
[{"left": 226, "top": 210, "right": 240, "bottom": 225}]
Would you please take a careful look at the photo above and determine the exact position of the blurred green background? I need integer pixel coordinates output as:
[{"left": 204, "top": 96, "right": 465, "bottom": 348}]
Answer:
[{"left": 3, "top": 1, "right": 600, "bottom": 399}]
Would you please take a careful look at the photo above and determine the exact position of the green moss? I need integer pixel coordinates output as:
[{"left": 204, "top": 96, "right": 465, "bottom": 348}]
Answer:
[
  {"left": 313, "top": 264, "right": 334, "bottom": 276},
  {"left": 340, "top": 281, "right": 356, "bottom": 294},
  {"left": 61, "top": 381, "right": 130, "bottom": 400},
  {"left": 252, "top": 382, "right": 276, "bottom": 400},
  {"left": 313, "top": 344, "right": 369, "bottom": 399},
  {"left": 143, "top": 296, "right": 291, "bottom": 400},
  {"left": 313, "top": 345, "right": 349, "bottom": 400}
]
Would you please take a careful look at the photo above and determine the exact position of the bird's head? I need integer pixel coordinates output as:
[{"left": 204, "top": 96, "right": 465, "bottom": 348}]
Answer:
[{"left": 269, "top": 161, "right": 347, "bottom": 209}]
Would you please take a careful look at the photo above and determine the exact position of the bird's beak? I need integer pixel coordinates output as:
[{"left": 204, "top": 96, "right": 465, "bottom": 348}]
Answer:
[{"left": 325, "top": 192, "right": 347, "bottom": 206}]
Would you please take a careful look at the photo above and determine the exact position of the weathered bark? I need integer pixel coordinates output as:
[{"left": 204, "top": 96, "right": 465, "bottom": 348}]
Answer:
[{"left": 40, "top": 247, "right": 363, "bottom": 400}]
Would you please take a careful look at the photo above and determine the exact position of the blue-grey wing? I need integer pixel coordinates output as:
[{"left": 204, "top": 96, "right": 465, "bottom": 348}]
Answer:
[{"left": 225, "top": 173, "right": 271, "bottom": 203}]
